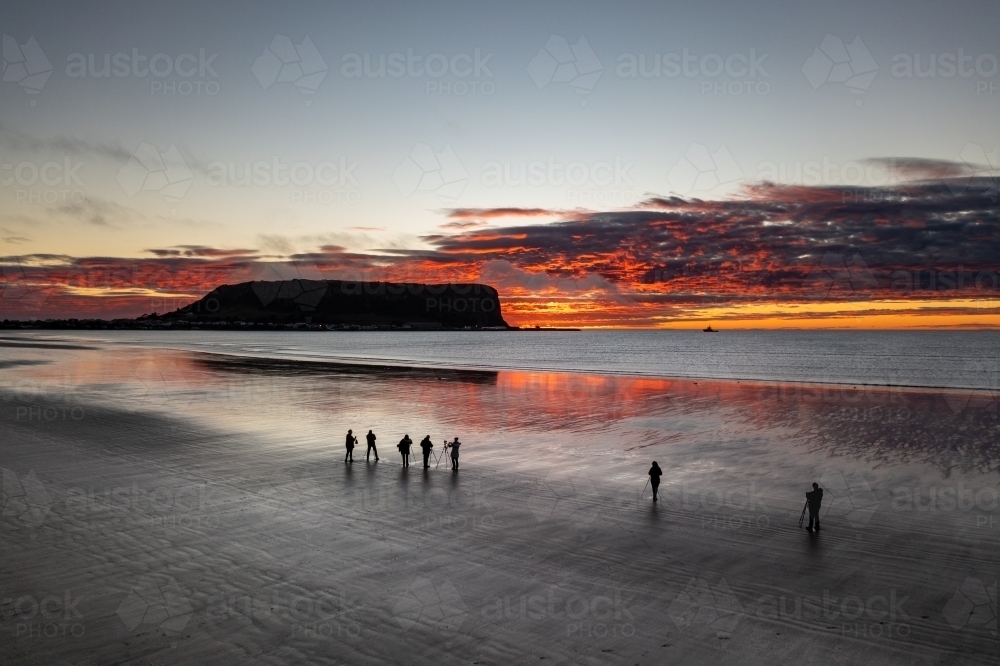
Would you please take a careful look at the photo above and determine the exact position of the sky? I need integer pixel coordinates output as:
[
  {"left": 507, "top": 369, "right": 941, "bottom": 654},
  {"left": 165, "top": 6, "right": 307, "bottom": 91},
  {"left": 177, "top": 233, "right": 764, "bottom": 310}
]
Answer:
[{"left": 1, "top": 0, "right": 998, "bottom": 327}]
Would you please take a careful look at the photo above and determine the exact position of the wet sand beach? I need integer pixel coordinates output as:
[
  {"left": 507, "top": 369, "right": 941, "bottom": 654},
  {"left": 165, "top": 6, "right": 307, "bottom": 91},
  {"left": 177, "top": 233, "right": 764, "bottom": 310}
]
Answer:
[{"left": 1, "top": 334, "right": 997, "bottom": 665}]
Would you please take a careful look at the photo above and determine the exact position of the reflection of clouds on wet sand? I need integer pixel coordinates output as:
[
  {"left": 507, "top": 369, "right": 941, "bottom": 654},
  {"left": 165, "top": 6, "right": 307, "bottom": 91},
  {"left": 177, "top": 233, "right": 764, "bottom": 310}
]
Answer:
[
  {"left": 17, "top": 345, "right": 994, "bottom": 475},
  {"left": 727, "top": 382, "right": 1000, "bottom": 475},
  {"left": 5, "top": 342, "right": 999, "bottom": 479}
]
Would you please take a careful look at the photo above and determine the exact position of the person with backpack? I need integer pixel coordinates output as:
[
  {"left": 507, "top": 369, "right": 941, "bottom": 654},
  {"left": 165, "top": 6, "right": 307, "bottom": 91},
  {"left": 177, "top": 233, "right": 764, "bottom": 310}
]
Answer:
[
  {"left": 345, "top": 429, "right": 357, "bottom": 463},
  {"left": 398, "top": 434, "right": 413, "bottom": 467},
  {"left": 806, "top": 482, "right": 824, "bottom": 531},
  {"left": 419, "top": 435, "right": 434, "bottom": 468}
]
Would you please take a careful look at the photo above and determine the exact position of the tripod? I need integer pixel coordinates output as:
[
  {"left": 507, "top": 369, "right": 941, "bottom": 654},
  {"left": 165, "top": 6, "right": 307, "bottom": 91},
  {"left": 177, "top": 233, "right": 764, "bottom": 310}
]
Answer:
[
  {"left": 435, "top": 440, "right": 448, "bottom": 469},
  {"left": 798, "top": 500, "right": 808, "bottom": 528}
]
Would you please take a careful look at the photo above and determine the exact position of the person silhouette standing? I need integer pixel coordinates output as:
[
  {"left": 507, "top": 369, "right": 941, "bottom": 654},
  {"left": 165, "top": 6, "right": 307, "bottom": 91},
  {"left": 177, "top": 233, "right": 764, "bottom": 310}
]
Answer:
[
  {"left": 648, "top": 462, "right": 662, "bottom": 501},
  {"left": 806, "top": 482, "right": 824, "bottom": 531},
  {"left": 419, "top": 435, "right": 434, "bottom": 468},
  {"left": 345, "top": 429, "right": 357, "bottom": 463},
  {"left": 366, "top": 429, "right": 379, "bottom": 461},
  {"left": 448, "top": 437, "right": 461, "bottom": 470},
  {"left": 398, "top": 434, "right": 413, "bottom": 467}
]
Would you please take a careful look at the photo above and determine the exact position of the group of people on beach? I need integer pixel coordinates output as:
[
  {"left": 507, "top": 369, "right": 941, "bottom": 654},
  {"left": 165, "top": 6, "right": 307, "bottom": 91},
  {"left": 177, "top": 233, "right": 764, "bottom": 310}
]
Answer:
[
  {"left": 647, "top": 461, "right": 825, "bottom": 531},
  {"left": 344, "top": 429, "right": 461, "bottom": 469},
  {"left": 344, "top": 434, "right": 823, "bottom": 528}
]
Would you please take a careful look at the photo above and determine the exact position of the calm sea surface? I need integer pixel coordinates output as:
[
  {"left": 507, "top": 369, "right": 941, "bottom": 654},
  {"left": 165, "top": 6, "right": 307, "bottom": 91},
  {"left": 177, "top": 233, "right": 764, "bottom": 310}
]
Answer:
[{"left": 8, "top": 329, "right": 999, "bottom": 390}]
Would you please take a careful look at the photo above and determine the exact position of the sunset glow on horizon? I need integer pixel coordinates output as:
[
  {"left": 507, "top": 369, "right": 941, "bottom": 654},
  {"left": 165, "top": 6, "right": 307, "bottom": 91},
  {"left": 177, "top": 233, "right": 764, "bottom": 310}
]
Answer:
[{"left": 2, "top": 1, "right": 997, "bottom": 329}]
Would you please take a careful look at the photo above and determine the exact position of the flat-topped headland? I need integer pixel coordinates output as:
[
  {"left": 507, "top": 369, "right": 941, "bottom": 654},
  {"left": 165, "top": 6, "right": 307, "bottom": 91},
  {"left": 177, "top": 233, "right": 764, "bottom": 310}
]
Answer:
[
  {"left": 2, "top": 279, "right": 569, "bottom": 331},
  {"left": 162, "top": 279, "right": 509, "bottom": 329}
]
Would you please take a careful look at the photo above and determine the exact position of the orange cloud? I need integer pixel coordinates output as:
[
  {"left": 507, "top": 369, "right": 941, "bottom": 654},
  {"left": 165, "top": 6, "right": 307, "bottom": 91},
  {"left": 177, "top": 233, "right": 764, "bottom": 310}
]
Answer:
[{"left": 3, "top": 176, "right": 998, "bottom": 328}]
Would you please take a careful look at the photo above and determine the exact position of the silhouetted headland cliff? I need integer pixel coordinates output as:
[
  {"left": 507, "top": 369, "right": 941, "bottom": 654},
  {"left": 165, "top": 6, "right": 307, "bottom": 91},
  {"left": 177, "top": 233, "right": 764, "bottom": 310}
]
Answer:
[{"left": 162, "top": 280, "right": 509, "bottom": 329}]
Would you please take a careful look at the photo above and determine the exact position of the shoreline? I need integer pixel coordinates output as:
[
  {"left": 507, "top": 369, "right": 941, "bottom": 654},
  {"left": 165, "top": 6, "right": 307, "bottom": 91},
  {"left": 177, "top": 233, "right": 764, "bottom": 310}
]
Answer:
[
  {"left": 2, "top": 329, "right": 998, "bottom": 394},
  {"left": 15, "top": 338, "right": 997, "bottom": 396},
  {"left": 128, "top": 345, "right": 1000, "bottom": 396}
]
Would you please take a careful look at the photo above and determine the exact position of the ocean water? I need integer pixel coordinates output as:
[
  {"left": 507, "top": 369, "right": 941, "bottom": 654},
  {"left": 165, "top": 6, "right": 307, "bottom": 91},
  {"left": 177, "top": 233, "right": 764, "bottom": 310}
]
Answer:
[{"left": 6, "top": 329, "right": 999, "bottom": 390}]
